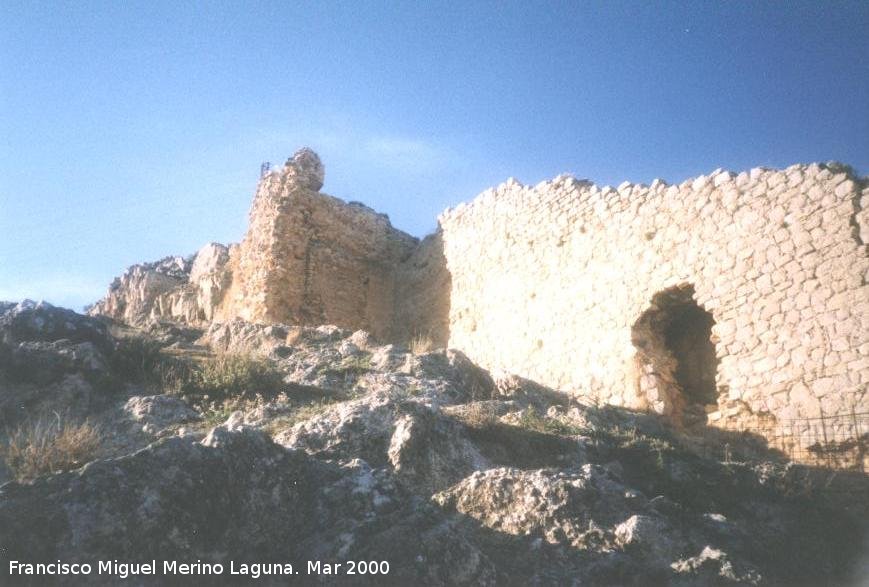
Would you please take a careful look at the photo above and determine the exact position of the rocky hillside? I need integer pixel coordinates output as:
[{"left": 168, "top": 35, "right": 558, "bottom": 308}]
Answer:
[{"left": 0, "top": 301, "right": 866, "bottom": 585}]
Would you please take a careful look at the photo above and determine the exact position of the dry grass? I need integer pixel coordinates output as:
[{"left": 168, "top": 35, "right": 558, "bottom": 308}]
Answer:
[
  {"left": 2, "top": 413, "right": 102, "bottom": 481},
  {"left": 516, "top": 406, "right": 585, "bottom": 436},
  {"left": 462, "top": 401, "right": 500, "bottom": 428},
  {"left": 409, "top": 333, "right": 436, "bottom": 355},
  {"left": 165, "top": 353, "right": 284, "bottom": 402}
]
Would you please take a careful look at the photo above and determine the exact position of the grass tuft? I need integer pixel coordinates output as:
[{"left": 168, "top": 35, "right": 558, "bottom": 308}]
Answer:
[
  {"left": 409, "top": 333, "right": 436, "bottom": 355},
  {"left": 517, "top": 406, "right": 585, "bottom": 436},
  {"left": 167, "top": 353, "right": 284, "bottom": 403},
  {"left": 1, "top": 413, "right": 102, "bottom": 481}
]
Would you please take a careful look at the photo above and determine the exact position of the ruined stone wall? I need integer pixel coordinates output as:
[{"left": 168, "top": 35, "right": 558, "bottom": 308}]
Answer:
[
  {"left": 217, "top": 149, "right": 418, "bottom": 340},
  {"left": 393, "top": 232, "right": 451, "bottom": 345},
  {"left": 92, "top": 149, "right": 868, "bottom": 449},
  {"left": 92, "top": 150, "right": 418, "bottom": 341},
  {"left": 422, "top": 164, "right": 868, "bottom": 438}
]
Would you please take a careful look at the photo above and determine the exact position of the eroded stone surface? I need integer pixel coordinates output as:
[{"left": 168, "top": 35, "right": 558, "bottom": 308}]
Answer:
[{"left": 123, "top": 395, "right": 199, "bottom": 435}]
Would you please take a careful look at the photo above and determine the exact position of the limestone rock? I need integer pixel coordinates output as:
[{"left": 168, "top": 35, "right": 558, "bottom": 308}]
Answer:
[
  {"left": 0, "top": 428, "right": 319, "bottom": 563},
  {"left": 4, "top": 340, "right": 108, "bottom": 385},
  {"left": 671, "top": 546, "right": 761, "bottom": 585},
  {"left": 123, "top": 395, "right": 199, "bottom": 435},
  {"left": 1, "top": 300, "right": 111, "bottom": 350},
  {"left": 402, "top": 349, "right": 496, "bottom": 403},
  {"left": 275, "top": 392, "right": 401, "bottom": 465},
  {"left": 87, "top": 244, "right": 236, "bottom": 328},
  {"left": 0, "top": 304, "right": 160, "bottom": 432},
  {"left": 189, "top": 242, "right": 229, "bottom": 283},
  {"left": 614, "top": 514, "right": 678, "bottom": 566},
  {"left": 0, "top": 426, "right": 495, "bottom": 584},
  {"left": 388, "top": 408, "right": 489, "bottom": 493},
  {"left": 188, "top": 242, "right": 231, "bottom": 321},
  {"left": 198, "top": 319, "right": 293, "bottom": 357},
  {"left": 88, "top": 256, "right": 195, "bottom": 326},
  {"left": 434, "top": 465, "right": 647, "bottom": 551}
]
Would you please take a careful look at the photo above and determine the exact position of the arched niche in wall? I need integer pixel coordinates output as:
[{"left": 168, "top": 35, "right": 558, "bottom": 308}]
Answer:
[{"left": 631, "top": 284, "right": 719, "bottom": 426}]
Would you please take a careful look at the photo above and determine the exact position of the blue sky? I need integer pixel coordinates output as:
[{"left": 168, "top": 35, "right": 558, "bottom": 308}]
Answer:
[{"left": 1, "top": 1, "right": 867, "bottom": 310}]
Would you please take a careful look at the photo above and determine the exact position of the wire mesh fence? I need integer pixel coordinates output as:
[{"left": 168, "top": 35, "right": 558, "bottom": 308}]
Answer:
[{"left": 702, "top": 407, "right": 869, "bottom": 472}]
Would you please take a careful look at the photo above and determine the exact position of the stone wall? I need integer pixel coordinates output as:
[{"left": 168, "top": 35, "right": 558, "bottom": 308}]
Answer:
[
  {"left": 217, "top": 149, "right": 417, "bottom": 339},
  {"left": 393, "top": 232, "right": 452, "bottom": 345},
  {"left": 92, "top": 150, "right": 418, "bottom": 341},
  {"left": 91, "top": 150, "right": 868, "bottom": 451},
  {"left": 417, "top": 163, "right": 868, "bottom": 438}
]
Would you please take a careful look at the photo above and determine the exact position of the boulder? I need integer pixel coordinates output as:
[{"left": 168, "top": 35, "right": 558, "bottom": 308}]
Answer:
[
  {"left": 4, "top": 340, "right": 109, "bottom": 385},
  {"left": 434, "top": 465, "right": 649, "bottom": 552},
  {"left": 276, "top": 392, "right": 400, "bottom": 465}
]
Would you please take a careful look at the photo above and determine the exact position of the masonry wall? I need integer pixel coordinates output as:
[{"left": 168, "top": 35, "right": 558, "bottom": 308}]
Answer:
[
  {"left": 91, "top": 150, "right": 869, "bottom": 451},
  {"left": 220, "top": 155, "right": 418, "bottom": 340},
  {"left": 420, "top": 164, "right": 868, "bottom": 437},
  {"left": 393, "top": 232, "right": 452, "bottom": 345}
]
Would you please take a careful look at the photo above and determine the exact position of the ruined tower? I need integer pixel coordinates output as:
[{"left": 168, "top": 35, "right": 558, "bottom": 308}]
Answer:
[{"left": 219, "top": 148, "right": 417, "bottom": 339}]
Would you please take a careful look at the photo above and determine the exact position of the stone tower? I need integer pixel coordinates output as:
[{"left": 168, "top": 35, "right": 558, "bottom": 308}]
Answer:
[{"left": 219, "top": 148, "right": 417, "bottom": 338}]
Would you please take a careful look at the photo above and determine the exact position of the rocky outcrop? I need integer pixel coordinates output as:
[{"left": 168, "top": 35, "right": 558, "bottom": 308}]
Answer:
[
  {"left": 1, "top": 300, "right": 111, "bottom": 350},
  {"left": 0, "top": 302, "right": 118, "bottom": 428},
  {"left": 432, "top": 465, "right": 769, "bottom": 584},
  {"left": 188, "top": 243, "right": 232, "bottom": 322},
  {"left": 0, "top": 426, "right": 320, "bottom": 564},
  {"left": 0, "top": 310, "right": 865, "bottom": 585},
  {"left": 88, "top": 246, "right": 230, "bottom": 327},
  {"left": 0, "top": 421, "right": 495, "bottom": 585},
  {"left": 197, "top": 319, "right": 294, "bottom": 356}
]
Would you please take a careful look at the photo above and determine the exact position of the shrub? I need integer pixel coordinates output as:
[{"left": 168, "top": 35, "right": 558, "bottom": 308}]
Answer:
[
  {"left": 318, "top": 353, "right": 374, "bottom": 378},
  {"left": 171, "top": 353, "right": 284, "bottom": 402},
  {"left": 2, "top": 414, "right": 102, "bottom": 481},
  {"left": 157, "top": 358, "right": 196, "bottom": 395}
]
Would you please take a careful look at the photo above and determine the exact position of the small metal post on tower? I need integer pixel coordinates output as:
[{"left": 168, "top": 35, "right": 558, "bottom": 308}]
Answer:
[{"left": 260, "top": 162, "right": 271, "bottom": 178}]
